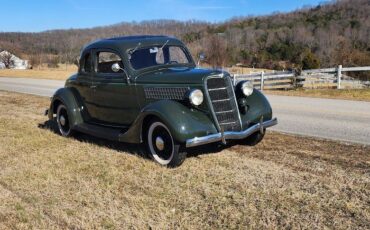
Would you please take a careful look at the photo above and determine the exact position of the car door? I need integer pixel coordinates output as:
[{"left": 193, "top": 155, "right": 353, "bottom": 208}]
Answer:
[
  {"left": 74, "top": 49, "right": 94, "bottom": 121},
  {"left": 89, "top": 49, "right": 139, "bottom": 126}
]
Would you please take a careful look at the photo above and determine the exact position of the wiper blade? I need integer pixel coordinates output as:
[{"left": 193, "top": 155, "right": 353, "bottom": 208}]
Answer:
[
  {"left": 129, "top": 42, "right": 142, "bottom": 55},
  {"left": 160, "top": 40, "right": 169, "bottom": 49}
]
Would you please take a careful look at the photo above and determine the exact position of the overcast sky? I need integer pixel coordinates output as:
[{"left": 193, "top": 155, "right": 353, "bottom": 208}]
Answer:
[{"left": 0, "top": 0, "right": 325, "bottom": 32}]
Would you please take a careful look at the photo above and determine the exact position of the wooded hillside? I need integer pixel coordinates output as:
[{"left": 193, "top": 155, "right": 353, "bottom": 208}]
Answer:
[{"left": 0, "top": 0, "right": 369, "bottom": 75}]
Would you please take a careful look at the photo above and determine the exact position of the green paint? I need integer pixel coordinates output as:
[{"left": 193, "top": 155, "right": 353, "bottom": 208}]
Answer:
[{"left": 49, "top": 36, "right": 274, "bottom": 145}]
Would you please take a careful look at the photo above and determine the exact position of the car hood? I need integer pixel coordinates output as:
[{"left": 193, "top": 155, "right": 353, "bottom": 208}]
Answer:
[{"left": 135, "top": 67, "right": 225, "bottom": 85}]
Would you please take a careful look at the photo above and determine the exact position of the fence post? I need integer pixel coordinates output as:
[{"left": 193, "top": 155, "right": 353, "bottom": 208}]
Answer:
[
  {"left": 260, "top": 71, "right": 264, "bottom": 91},
  {"left": 337, "top": 65, "right": 342, "bottom": 89},
  {"left": 293, "top": 70, "right": 297, "bottom": 89}
]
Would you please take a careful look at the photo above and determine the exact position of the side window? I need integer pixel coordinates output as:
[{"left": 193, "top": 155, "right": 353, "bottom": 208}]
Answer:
[
  {"left": 81, "top": 53, "right": 92, "bottom": 73},
  {"left": 97, "top": 52, "right": 123, "bottom": 73},
  {"left": 169, "top": 47, "right": 188, "bottom": 63}
]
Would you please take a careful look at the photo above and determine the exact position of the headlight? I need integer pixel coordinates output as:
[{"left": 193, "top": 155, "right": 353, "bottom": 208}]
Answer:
[
  {"left": 241, "top": 81, "right": 254, "bottom": 96},
  {"left": 188, "top": 89, "right": 204, "bottom": 106}
]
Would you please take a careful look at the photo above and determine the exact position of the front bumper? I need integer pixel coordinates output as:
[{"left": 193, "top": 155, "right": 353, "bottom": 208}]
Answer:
[{"left": 186, "top": 118, "right": 278, "bottom": 148}]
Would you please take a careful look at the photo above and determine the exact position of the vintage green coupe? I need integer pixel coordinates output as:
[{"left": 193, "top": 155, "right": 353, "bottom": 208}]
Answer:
[{"left": 47, "top": 35, "right": 277, "bottom": 167}]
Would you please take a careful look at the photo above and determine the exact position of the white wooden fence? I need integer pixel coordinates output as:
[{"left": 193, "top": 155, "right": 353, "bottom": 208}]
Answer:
[{"left": 233, "top": 65, "right": 370, "bottom": 90}]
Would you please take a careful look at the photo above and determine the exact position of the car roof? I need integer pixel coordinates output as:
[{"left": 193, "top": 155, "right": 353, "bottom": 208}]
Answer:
[
  {"left": 83, "top": 35, "right": 184, "bottom": 52},
  {"left": 106, "top": 35, "right": 169, "bottom": 41}
]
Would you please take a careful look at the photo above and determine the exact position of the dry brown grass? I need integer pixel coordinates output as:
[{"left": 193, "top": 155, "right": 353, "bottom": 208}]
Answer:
[
  {"left": 226, "top": 66, "right": 272, "bottom": 75},
  {"left": 0, "top": 91, "right": 369, "bottom": 229},
  {"left": 266, "top": 88, "right": 370, "bottom": 102},
  {"left": 0, "top": 65, "right": 270, "bottom": 81},
  {"left": 0, "top": 65, "right": 77, "bottom": 80}
]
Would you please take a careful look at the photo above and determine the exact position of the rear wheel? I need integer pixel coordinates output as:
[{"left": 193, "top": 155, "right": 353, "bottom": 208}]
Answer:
[
  {"left": 145, "top": 120, "right": 187, "bottom": 167},
  {"left": 56, "top": 103, "right": 74, "bottom": 137}
]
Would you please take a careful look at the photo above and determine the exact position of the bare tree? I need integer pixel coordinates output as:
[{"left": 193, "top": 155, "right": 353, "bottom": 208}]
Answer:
[
  {"left": 0, "top": 51, "right": 14, "bottom": 69},
  {"left": 0, "top": 0, "right": 369, "bottom": 75},
  {"left": 206, "top": 35, "right": 228, "bottom": 68}
]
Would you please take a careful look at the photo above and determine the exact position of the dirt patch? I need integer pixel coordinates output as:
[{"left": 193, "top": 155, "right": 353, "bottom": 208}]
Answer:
[{"left": 0, "top": 91, "right": 369, "bottom": 229}]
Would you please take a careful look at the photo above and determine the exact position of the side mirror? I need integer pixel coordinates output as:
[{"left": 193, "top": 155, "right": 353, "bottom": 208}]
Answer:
[
  {"left": 111, "top": 63, "right": 130, "bottom": 83},
  {"left": 197, "top": 53, "right": 205, "bottom": 66},
  {"left": 199, "top": 53, "right": 205, "bottom": 61},
  {"left": 111, "top": 63, "right": 122, "bottom": 73}
]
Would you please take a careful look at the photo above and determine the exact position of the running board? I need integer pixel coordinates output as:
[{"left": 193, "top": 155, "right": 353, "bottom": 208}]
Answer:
[{"left": 74, "top": 123, "right": 127, "bottom": 141}]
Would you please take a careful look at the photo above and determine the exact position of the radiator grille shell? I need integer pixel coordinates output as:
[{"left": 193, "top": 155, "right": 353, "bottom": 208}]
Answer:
[{"left": 206, "top": 76, "right": 241, "bottom": 132}]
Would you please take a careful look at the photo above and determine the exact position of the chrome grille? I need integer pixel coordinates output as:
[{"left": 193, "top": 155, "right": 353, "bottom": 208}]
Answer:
[
  {"left": 144, "top": 87, "right": 188, "bottom": 100},
  {"left": 206, "top": 76, "right": 241, "bottom": 132}
]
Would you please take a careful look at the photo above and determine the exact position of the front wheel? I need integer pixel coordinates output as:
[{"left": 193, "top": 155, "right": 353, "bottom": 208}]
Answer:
[
  {"left": 242, "top": 130, "right": 265, "bottom": 146},
  {"left": 146, "top": 120, "right": 187, "bottom": 167}
]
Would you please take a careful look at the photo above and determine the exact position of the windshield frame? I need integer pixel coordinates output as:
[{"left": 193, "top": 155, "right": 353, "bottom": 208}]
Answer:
[{"left": 126, "top": 44, "right": 195, "bottom": 72}]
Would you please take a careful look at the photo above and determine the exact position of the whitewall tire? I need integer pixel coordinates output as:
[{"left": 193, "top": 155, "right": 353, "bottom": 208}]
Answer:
[{"left": 146, "top": 120, "right": 187, "bottom": 167}]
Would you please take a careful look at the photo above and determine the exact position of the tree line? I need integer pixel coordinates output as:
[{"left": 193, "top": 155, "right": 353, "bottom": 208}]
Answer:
[{"left": 0, "top": 0, "right": 369, "bottom": 79}]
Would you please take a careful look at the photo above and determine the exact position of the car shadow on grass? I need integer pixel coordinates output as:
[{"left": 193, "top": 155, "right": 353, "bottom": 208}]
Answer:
[{"left": 38, "top": 119, "right": 228, "bottom": 161}]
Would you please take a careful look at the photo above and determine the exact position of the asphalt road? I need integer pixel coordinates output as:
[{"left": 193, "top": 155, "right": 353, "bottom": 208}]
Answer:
[
  {"left": 0, "top": 77, "right": 62, "bottom": 97},
  {"left": 268, "top": 95, "right": 370, "bottom": 145},
  {"left": 1, "top": 77, "right": 369, "bottom": 145}
]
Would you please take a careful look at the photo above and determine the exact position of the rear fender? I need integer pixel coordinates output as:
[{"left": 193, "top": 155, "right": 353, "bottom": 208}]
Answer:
[{"left": 49, "top": 87, "right": 85, "bottom": 127}]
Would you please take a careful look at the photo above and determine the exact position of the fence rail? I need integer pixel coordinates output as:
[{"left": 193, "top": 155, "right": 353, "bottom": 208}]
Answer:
[{"left": 233, "top": 65, "right": 370, "bottom": 90}]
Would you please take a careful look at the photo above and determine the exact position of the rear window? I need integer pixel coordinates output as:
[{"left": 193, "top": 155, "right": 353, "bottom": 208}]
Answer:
[{"left": 129, "top": 46, "right": 190, "bottom": 70}]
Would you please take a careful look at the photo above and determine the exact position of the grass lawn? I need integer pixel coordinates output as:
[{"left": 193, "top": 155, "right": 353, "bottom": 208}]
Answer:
[
  {"left": 0, "top": 66, "right": 76, "bottom": 81},
  {"left": 0, "top": 91, "right": 369, "bottom": 229},
  {"left": 266, "top": 88, "right": 370, "bottom": 102}
]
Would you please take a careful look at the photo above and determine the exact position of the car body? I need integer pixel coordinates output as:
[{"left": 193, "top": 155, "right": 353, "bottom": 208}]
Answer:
[{"left": 47, "top": 35, "right": 277, "bottom": 167}]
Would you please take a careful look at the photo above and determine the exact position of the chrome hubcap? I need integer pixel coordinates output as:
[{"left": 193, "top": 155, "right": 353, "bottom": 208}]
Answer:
[
  {"left": 148, "top": 122, "right": 175, "bottom": 165},
  {"left": 60, "top": 115, "right": 66, "bottom": 126},
  {"left": 155, "top": 136, "right": 165, "bottom": 151}
]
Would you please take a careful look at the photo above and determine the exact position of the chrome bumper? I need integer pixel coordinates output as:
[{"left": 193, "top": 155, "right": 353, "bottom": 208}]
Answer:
[{"left": 186, "top": 118, "right": 278, "bottom": 148}]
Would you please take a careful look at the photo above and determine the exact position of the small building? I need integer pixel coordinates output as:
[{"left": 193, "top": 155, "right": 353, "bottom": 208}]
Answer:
[{"left": 0, "top": 50, "right": 29, "bottom": 69}]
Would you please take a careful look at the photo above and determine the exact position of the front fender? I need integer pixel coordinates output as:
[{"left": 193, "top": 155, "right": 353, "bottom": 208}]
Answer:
[
  {"left": 236, "top": 87, "right": 273, "bottom": 128},
  {"left": 120, "top": 100, "right": 217, "bottom": 144},
  {"left": 49, "top": 87, "right": 85, "bottom": 127}
]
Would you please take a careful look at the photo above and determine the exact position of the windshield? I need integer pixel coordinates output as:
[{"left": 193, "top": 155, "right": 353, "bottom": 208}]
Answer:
[{"left": 129, "top": 45, "right": 191, "bottom": 70}]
